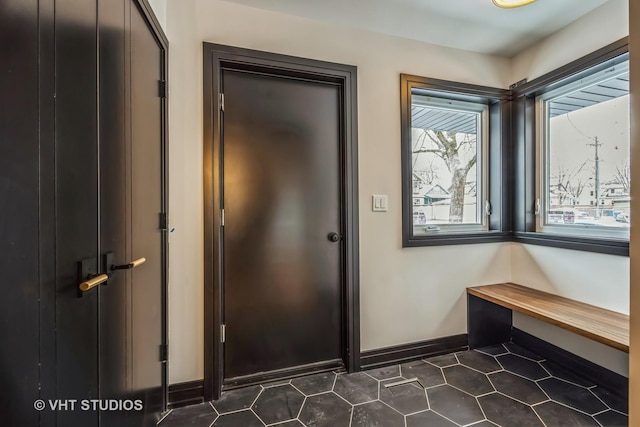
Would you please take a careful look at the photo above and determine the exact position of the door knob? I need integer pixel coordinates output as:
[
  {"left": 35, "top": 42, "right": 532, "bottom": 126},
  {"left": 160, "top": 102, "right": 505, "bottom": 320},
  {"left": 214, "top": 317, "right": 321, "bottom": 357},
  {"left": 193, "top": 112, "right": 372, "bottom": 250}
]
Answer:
[{"left": 327, "top": 232, "right": 341, "bottom": 242}]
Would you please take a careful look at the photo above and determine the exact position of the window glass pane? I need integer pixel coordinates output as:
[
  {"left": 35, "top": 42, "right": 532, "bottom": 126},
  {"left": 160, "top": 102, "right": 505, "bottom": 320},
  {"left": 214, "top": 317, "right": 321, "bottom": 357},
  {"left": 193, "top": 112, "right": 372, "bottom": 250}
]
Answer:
[
  {"left": 410, "top": 95, "right": 482, "bottom": 231},
  {"left": 545, "top": 67, "right": 630, "bottom": 230}
]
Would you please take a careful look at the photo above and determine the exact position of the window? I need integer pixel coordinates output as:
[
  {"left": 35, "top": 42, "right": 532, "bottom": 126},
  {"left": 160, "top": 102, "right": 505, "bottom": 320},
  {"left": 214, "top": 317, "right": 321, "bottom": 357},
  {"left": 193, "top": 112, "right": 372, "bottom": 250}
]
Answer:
[
  {"left": 410, "top": 96, "right": 487, "bottom": 232},
  {"left": 511, "top": 38, "right": 629, "bottom": 256},
  {"left": 401, "top": 75, "right": 509, "bottom": 247},
  {"left": 536, "top": 57, "right": 630, "bottom": 240}
]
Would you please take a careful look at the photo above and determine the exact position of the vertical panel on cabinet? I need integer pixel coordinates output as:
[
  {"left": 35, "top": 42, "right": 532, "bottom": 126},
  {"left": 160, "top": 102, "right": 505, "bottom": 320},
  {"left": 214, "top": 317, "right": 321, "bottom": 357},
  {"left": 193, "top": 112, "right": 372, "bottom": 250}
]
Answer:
[
  {"left": 0, "top": 0, "right": 40, "bottom": 425},
  {"left": 39, "top": 0, "right": 58, "bottom": 426},
  {"left": 55, "top": 0, "right": 99, "bottom": 425},
  {"left": 99, "top": 0, "right": 130, "bottom": 426}
]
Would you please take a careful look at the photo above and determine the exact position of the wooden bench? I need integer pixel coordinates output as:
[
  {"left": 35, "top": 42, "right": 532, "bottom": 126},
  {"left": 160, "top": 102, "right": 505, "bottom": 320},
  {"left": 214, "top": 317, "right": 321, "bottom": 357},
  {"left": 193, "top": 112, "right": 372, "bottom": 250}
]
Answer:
[{"left": 466, "top": 283, "right": 629, "bottom": 353}]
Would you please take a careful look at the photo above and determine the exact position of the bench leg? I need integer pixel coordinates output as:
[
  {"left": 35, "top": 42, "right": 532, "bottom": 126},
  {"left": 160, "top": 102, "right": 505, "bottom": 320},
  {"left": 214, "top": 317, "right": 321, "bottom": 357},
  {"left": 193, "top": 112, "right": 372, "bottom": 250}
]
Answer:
[{"left": 468, "top": 294, "right": 512, "bottom": 349}]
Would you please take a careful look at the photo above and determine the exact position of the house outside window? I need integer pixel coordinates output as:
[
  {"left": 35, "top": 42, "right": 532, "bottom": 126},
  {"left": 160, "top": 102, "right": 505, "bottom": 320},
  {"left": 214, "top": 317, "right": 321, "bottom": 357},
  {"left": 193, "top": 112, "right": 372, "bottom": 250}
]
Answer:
[
  {"left": 401, "top": 74, "right": 509, "bottom": 247},
  {"left": 536, "top": 58, "right": 630, "bottom": 239},
  {"left": 410, "top": 96, "right": 487, "bottom": 234}
]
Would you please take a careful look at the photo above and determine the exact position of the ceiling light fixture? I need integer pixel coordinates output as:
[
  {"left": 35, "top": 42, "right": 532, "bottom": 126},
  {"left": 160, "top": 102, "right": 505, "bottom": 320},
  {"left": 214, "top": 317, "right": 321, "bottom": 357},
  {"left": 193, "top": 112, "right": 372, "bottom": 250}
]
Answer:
[{"left": 492, "top": 0, "right": 537, "bottom": 8}]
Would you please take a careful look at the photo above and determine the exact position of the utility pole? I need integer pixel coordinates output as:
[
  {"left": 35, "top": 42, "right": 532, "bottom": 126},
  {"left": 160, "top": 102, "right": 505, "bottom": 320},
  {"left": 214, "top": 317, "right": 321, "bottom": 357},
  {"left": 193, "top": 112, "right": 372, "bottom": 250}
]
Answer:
[{"left": 588, "top": 137, "right": 602, "bottom": 218}]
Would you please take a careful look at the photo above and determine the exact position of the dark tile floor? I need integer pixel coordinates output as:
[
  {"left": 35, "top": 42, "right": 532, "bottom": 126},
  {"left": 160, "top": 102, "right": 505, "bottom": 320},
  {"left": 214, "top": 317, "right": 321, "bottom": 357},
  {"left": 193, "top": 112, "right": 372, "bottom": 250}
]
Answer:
[{"left": 159, "top": 343, "right": 628, "bottom": 427}]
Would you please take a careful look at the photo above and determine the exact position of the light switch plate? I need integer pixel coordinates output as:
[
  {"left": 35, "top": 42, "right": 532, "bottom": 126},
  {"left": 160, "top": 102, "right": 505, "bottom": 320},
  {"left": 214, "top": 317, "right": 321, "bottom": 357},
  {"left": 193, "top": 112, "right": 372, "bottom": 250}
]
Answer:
[{"left": 372, "top": 195, "right": 388, "bottom": 212}]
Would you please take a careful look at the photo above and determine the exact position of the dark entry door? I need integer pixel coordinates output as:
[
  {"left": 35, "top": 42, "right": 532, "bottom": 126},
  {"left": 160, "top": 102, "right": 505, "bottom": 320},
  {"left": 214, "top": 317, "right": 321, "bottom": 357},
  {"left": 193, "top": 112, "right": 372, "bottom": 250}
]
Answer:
[{"left": 222, "top": 69, "right": 344, "bottom": 381}]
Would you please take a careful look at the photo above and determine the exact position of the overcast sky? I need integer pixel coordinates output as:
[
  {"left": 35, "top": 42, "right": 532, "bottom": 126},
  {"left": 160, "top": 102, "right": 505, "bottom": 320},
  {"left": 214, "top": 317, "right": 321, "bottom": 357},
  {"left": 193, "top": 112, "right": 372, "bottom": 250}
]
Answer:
[{"left": 549, "top": 94, "right": 629, "bottom": 187}]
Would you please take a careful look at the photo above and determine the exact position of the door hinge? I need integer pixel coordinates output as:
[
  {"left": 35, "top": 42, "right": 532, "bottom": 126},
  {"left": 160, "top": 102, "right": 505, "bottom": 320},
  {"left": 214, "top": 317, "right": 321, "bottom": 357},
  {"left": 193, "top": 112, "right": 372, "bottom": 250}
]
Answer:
[
  {"left": 159, "top": 80, "right": 167, "bottom": 98},
  {"left": 159, "top": 212, "right": 168, "bottom": 230},
  {"left": 220, "top": 209, "right": 225, "bottom": 227},
  {"left": 220, "top": 93, "right": 224, "bottom": 112},
  {"left": 159, "top": 344, "right": 168, "bottom": 362},
  {"left": 220, "top": 325, "right": 226, "bottom": 343}
]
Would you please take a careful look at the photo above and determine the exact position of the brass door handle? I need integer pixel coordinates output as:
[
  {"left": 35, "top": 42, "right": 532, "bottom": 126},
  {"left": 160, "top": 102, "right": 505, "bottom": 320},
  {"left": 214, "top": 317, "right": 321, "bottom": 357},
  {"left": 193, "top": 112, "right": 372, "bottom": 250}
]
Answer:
[
  {"left": 112, "top": 257, "right": 146, "bottom": 270},
  {"left": 79, "top": 274, "right": 109, "bottom": 292}
]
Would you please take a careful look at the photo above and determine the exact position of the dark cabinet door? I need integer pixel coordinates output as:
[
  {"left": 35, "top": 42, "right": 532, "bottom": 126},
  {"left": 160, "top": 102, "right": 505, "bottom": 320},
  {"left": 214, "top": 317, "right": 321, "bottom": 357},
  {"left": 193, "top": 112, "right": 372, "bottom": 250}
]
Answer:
[
  {"left": 55, "top": 0, "right": 100, "bottom": 426},
  {"left": 0, "top": 1, "right": 167, "bottom": 426},
  {"left": 128, "top": 1, "right": 166, "bottom": 423},
  {"left": 99, "top": 0, "right": 130, "bottom": 426},
  {"left": 0, "top": 1, "right": 41, "bottom": 425}
]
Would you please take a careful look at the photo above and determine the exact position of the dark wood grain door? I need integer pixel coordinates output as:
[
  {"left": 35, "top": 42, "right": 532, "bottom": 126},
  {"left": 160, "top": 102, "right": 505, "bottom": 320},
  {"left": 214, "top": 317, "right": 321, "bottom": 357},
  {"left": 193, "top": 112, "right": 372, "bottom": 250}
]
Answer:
[{"left": 222, "top": 69, "right": 344, "bottom": 382}]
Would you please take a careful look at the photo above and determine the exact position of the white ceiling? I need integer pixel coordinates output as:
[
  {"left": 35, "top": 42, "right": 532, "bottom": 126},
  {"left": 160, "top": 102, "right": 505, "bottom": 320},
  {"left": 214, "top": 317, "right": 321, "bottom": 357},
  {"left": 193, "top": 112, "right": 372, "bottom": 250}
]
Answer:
[{"left": 220, "top": 0, "right": 610, "bottom": 57}]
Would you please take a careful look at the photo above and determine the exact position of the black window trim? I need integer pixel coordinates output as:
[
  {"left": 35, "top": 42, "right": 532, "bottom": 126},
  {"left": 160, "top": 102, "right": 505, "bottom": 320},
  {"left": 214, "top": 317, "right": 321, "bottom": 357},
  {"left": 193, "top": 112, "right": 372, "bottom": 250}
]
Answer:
[
  {"left": 511, "top": 37, "right": 630, "bottom": 257},
  {"left": 400, "top": 74, "right": 511, "bottom": 247},
  {"left": 400, "top": 38, "right": 630, "bottom": 256}
]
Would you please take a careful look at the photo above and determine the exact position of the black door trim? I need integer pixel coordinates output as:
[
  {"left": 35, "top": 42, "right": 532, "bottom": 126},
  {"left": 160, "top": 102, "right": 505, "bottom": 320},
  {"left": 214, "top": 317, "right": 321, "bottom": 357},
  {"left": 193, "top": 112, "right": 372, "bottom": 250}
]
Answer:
[{"left": 203, "top": 43, "right": 360, "bottom": 401}]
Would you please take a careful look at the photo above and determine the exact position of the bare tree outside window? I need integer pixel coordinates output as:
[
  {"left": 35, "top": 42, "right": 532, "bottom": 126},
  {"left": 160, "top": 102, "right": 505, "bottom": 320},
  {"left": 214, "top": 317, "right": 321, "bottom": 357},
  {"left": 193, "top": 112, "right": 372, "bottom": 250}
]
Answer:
[
  {"left": 413, "top": 130, "right": 477, "bottom": 223},
  {"left": 409, "top": 99, "right": 483, "bottom": 229},
  {"left": 615, "top": 161, "right": 631, "bottom": 193},
  {"left": 551, "top": 161, "right": 588, "bottom": 206}
]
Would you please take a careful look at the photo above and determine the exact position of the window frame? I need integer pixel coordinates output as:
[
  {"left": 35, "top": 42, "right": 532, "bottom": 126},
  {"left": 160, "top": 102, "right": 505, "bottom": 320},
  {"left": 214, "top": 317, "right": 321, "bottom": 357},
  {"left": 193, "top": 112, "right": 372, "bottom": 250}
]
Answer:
[
  {"left": 401, "top": 74, "right": 511, "bottom": 247},
  {"left": 511, "top": 37, "right": 630, "bottom": 256}
]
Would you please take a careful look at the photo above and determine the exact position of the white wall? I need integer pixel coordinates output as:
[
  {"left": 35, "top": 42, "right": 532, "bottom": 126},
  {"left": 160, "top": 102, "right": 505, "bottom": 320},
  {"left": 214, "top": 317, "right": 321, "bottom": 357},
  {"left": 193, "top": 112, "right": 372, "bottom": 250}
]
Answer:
[
  {"left": 163, "top": 0, "right": 631, "bottom": 384},
  {"left": 148, "top": 0, "right": 166, "bottom": 31},
  {"left": 164, "top": 0, "right": 513, "bottom": 384},
  {"left": 507, "top": 0, "right": 630, "bottom": 377},
  {"left": 628, "top": 0, "right": 640, "bottom": 422},
  {"left": 511, "top": 245, "right": 629, "bottom": 376},
  {"left": 510, "top": 0, "right": 628, "bottom": 84}
]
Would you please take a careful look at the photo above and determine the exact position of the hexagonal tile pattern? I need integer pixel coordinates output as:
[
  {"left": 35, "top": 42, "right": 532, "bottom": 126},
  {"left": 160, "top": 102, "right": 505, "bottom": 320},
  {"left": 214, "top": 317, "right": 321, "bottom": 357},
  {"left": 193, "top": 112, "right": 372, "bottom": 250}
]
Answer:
[
  {"left": 298, "top": 392, "right": 352, "bottom": 427},
  {"left": 488, "top": 371, "right": 548, "bottom": 405},
  {"left": 503, "top": 342, "right": 544, "bottom": 361},
  {"left": 379, "top": 380, "right": 428, "bottom": 415},
  {"left": 591, "top": 386, "right": 628, "bottom": 414},
  {"left": 272, "top": 421, "right": 305, "bottom": 427},
  {"left": 211, "top": 410, "right": 263, "bottom": 427},
  {"left": 252, "top": 384, "right": 304, "bottom": 425},
  {"left": 159, "top": 402, "right": 217, "bottom": 427},
  {"left": 478, "top": 393, "right": 544, "bottom": 427},
  {"left": 477, "top": 344, "right": 509, "bottom": 356},
  {"left": 333, "top": 372, "right": 378, "bottom": 404},
  {"left": 427, "top": 384, "right": 485, "bottom": 426},
  {"left": 538, "top": 378, "right": 607, "bottom": 415},
  {"left": 457, "top": 351, "right": 502, "bottom": 373},
  {"left": 497, "top": 354, "right": 550, "bottom": 380},
  {"left": 443, "top": 365, "right": 494, "bottom": 396},
  {"left": 211, "top": 385, "right": 262, "bottom": 414},
  {"left": 533, "top": 401, "right": 601, "bottom": 427},
  {"left": 400, "top": 360, "right": 445, "bottom": 387},
  {"left": 467, "top": 421, "right": 499, "bottom": 427},
  {"left": 351, "top": 401, "right": 403, "bottom": 427},
  {"left": 594, "top": 410, "right": 629, "bottom": 427},
  {"left": 406, "top": 410, "right": 458, "bottom": 427},
  {"left": 424, "top": 353, "right": 458, "bottom": 367},
  {"left": 364, "top": 364, "right": 400, "bottom": 380},
  {"left": 291, "top": 372, "right": 336, "bottom": 395},
  {"left": 540, "top": 361, "right": 595, "bottom": 388},
  {"left": 160, "top": 343, "right": 628, "bottom": 427}
]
